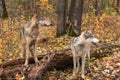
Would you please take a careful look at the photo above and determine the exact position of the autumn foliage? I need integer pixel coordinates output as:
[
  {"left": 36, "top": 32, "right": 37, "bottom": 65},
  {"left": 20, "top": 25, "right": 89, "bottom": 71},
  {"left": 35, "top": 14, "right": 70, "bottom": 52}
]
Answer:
[{"left": 0, "top": 0, "right": 120, "bottom": 79}]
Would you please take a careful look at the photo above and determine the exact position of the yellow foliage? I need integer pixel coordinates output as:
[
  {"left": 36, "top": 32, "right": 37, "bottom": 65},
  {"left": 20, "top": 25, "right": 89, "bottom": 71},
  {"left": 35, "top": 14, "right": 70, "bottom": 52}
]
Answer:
[
  {"left": 103, "top": 57, "right": 111, "bottom": 62},
  {"left": 85, "top": 77, "right": 91, "bottom": 80},
  {"left": 41, "top": 0, "right": 48, "bottom": 3},
  {"left": 0, "top": 19, "right": 22, "bottom": 60},
  {"left": 15, "top": 72, "right": 24, "bottom": 80},
  {"left": 0, "top": 39, "right": 2, "bottom": 47},
  {"left": 39, "top": 0, "right": 54, "bottom": 15},
  {"left": 86, "top": 15, "right": 120, "bottom": 44}
]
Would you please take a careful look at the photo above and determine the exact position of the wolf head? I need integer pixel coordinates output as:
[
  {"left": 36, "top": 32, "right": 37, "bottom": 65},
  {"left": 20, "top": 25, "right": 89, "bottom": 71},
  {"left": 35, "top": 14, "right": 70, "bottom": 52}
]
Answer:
[{"left": 83, "top": 30, "right": 99, "bottom": 45}]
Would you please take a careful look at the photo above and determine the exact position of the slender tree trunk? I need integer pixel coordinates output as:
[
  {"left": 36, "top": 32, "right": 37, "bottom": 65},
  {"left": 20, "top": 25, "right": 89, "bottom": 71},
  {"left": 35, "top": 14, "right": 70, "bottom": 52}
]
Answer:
[
  {"left": 0, "top": 0, "right": 8, "bottom": 18},
  {"left": 116, "top": 0, "right": 120, "bottom": 15},
  {"left": 74, "top": 0, "right": 84, "bottom": 35},
  {"left": 57, "top": 0, "right": 68, "bottom": 37},
  {"left": 68, "top": 0, "right": 76, "bottom": 21},
  {"left": 68, "top": 0, "right": 84, "bottom": 36},
  {"left": 94, "top": 0, "right": 105, "bottom": 16}
]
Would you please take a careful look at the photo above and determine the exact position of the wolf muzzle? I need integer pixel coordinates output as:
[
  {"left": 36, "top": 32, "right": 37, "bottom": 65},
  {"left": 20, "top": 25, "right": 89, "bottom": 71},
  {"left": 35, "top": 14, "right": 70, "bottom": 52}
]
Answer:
[{"left": 91, "top": 38, "right": 99, "bottom": 46}]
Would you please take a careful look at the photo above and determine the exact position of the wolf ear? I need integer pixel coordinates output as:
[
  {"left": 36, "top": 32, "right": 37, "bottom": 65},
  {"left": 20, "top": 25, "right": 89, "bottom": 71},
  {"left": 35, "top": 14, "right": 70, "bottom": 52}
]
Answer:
[
  {"left": 35, "top": 10, "right": 38, "bottom": 14},
  {"left": 82, "top": 30, "right": 87, "bottom": 37},
  {"left": 31, "top": 12, "right": 39, "bottom": 22},
  {"left": 86, "top": 30, "right": 92, "bottom": 34},
  {"left": 85, "top": 30, "right": 89, "bottom": 34},
  {"left": 88, "top": 30, "right": 92, "bottom": 33}
]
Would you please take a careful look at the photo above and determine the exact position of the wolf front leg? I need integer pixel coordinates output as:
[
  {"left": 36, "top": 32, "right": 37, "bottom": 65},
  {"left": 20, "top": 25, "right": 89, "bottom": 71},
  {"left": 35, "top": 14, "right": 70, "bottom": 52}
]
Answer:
[
  {"left": 81, "top": 54, "right": 86, "bottom": 79},
  {"left": 20, "top": 29, "right": 26, "bottom": 57},
  {"left": 87, "top": 47, "right": 91, "bottom": 70},
  {"left": 21, "top": 44, "right": 26, "bottom": 57},
  {"left": 71, "top": 45, "right": 77, "bottom": 76},
  {"left": 76, "top": 57, "right": 80, "bottom": 73},
  {"left": 73, "top": 55, "right": 77, "bottom": 76},
  {"left": 24, "top": 43, "right": 30, "bottom": 67},
  {"left": 33, "top": 41, "right": 40, "bottom": 65}
]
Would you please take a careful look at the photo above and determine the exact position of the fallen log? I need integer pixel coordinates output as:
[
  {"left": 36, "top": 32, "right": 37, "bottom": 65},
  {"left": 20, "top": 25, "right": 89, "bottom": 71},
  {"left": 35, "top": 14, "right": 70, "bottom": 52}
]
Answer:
[
  {"left": 0, "top": 44, "right": 120, "bottom": 79},
  {"left": 0, "top": 49, "right": 72, "bottom": 79}
]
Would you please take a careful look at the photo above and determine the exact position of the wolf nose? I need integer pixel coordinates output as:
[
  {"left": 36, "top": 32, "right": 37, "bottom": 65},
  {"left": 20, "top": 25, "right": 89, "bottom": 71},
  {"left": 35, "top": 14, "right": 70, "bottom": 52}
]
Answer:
[{"left": 98, "top": 40, "right": 101, "bottom": 43}]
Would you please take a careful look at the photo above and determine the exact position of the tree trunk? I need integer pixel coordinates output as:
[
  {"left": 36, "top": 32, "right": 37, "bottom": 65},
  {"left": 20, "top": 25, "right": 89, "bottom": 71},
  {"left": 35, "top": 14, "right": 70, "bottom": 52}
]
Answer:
[
  {"left": 116, "top": 0, "right": 120, "bottom": 15},
  {"left": 68, "top": 0, "right": 84, "bottom": 36},
  {"left": 94, "top": 0, "right": 105, "bottom": 16},
  {"left": 56, "top": 0, "right": 68, "bottom": 37},
  {"left": 0, "top": 0, "right": 8, "bottom": 18},
  {"left": 23, "top": 0, "right": 37, "bottom": 18},
  {"left": 68, "top": 0, "right": 76, "bottom": 21}
]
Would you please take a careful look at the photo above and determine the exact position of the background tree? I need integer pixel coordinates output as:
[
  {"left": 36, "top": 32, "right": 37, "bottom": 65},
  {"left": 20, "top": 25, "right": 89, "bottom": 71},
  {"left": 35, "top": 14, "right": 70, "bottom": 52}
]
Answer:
[
  {"left": 56, "top": 0, "right": 68, "bottom": 37},
  {"left": 23, "top": 0, "right": 37, "bottom": 18},
  {"left": 68, "top": 0, "right": 76, "bottom": 22},
  {"left": 94, "top": 0, "right": 105, "bottom": 16},
  {"left": 0, "top": 0, "right": 8, "bottom": 18},
  {"left": 116, "top": 0, "right": 120, "bottom": 15},
  {"left": 68, "top": 0, "right": 84, "bottom": 36}
]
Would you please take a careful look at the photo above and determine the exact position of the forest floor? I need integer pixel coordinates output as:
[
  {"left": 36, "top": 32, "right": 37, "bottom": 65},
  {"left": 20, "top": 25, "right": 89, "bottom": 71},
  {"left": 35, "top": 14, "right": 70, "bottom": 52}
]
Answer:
[{"left": 42, "top": 50, "right": 120, "bottom": 80}]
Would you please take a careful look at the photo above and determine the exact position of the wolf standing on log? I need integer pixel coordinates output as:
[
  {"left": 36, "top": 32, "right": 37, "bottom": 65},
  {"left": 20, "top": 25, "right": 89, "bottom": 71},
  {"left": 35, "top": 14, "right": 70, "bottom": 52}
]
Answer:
[{"left": 20, "top": 13, "right": 40, "bottom": 66}]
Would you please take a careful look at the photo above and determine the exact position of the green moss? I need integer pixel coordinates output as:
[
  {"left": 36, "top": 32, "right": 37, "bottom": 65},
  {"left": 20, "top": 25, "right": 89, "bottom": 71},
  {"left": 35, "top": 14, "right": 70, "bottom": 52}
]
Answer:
[
  {"left": 1, "top": 12, "right": 8, "bottom": 19},
  {"left": 56, "top": 32, "right": 66, "bottom": 38},
  {"left": 68, "top": 26, "right": 78, "bottom": 37}
]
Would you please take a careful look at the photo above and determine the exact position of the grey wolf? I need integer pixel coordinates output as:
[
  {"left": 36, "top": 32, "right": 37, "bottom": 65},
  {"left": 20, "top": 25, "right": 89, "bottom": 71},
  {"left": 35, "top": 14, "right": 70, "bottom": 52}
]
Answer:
[
  {"left": 20, "top": 13, "right": 40, "bottom": 66},
  {"left": 71, "top": 30, "right": 99, "bottom": 78}
]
